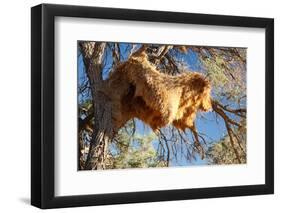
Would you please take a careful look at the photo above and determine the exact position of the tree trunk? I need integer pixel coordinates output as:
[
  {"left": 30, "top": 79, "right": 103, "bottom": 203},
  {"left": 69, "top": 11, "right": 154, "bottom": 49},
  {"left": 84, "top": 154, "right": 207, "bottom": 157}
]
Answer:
[
  {"left": 79, "top": 42, "right": 114, "bottom": 170},
  {"left": 84, "top": 92, "right": 113, "bottom": 169}
]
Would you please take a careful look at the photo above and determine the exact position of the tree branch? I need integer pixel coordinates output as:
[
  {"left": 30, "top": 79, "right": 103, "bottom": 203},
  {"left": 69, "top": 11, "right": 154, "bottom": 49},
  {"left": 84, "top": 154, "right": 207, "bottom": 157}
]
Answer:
[{"left": 211, "top": 99, "right": 242, "bottom": 163}]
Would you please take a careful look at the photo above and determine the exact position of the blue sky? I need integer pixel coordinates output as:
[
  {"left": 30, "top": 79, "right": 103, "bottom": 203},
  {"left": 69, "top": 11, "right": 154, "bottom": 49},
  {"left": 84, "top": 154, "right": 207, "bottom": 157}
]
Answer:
[{"left": 78, "top": 43, "right": 231, "bottom": 166}]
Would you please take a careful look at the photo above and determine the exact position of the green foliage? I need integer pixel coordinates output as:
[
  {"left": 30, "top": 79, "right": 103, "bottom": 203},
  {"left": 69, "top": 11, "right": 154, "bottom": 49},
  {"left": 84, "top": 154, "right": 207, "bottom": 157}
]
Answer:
[
  {"left": 199, "top": 48, "right": 246, "bottom": 103},
  {"left": 206, "top": 56, "right": 229, "bottom": 86},
  {"left": 207, "top": 120, "right": 246, "bottom": 165},
  {"left": 207, "top": 137, "right": 246, "bottom": 164},
  {"left": 202, "top": 56, "right": 229, "bottom": 92},
  {"left": 105, "top": 121, "right": 166, "bottom": 169}
]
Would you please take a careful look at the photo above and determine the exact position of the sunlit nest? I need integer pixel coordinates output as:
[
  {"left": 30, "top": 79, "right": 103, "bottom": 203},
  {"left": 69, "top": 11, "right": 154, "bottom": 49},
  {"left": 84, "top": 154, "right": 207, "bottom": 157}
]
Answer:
[{"left": 104, "top": 50, "right": 212, "bottom": 132}]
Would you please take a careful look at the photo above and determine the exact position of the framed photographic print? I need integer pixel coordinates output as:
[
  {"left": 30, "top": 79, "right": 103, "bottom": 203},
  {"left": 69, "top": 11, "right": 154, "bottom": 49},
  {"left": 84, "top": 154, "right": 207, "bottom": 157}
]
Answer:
[{"left": 31, "top": 3, "right": 274, "bottom": 209}]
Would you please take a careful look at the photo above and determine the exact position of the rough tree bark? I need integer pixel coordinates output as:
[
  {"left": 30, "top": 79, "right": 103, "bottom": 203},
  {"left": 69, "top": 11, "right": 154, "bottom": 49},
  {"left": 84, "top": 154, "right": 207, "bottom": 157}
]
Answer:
[{"left": 79, "top": 42, "right": 115, "bottom": 170}]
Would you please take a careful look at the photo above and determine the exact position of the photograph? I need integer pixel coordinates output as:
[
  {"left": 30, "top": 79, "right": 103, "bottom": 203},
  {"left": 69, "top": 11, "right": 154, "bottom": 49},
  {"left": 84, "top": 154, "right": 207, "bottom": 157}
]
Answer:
[
  {"left": 30, "top": 3, "right": 274, "bottom": 209},
  {"left": 77, "top": 42, "right": 247, "bottom": 170}
]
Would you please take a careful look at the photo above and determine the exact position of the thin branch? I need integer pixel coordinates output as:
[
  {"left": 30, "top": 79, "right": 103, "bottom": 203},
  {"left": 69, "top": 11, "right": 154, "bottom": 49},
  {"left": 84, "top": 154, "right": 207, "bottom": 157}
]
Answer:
[
  {"left": 159, "top": 129, "right": 170, "bottom": 166},
  {"left": 211, "top": 99, "right": 242, "bottom": 163},
  {"left": 214, "top": 100, "right": 246, "bottom": 118}
]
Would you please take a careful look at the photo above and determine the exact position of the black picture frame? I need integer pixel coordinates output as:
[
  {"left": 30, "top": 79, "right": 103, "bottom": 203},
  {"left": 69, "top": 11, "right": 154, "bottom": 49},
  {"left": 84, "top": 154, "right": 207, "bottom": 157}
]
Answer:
[{"left": 31, "top": 3, "right": 274, "bottom": 209}]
